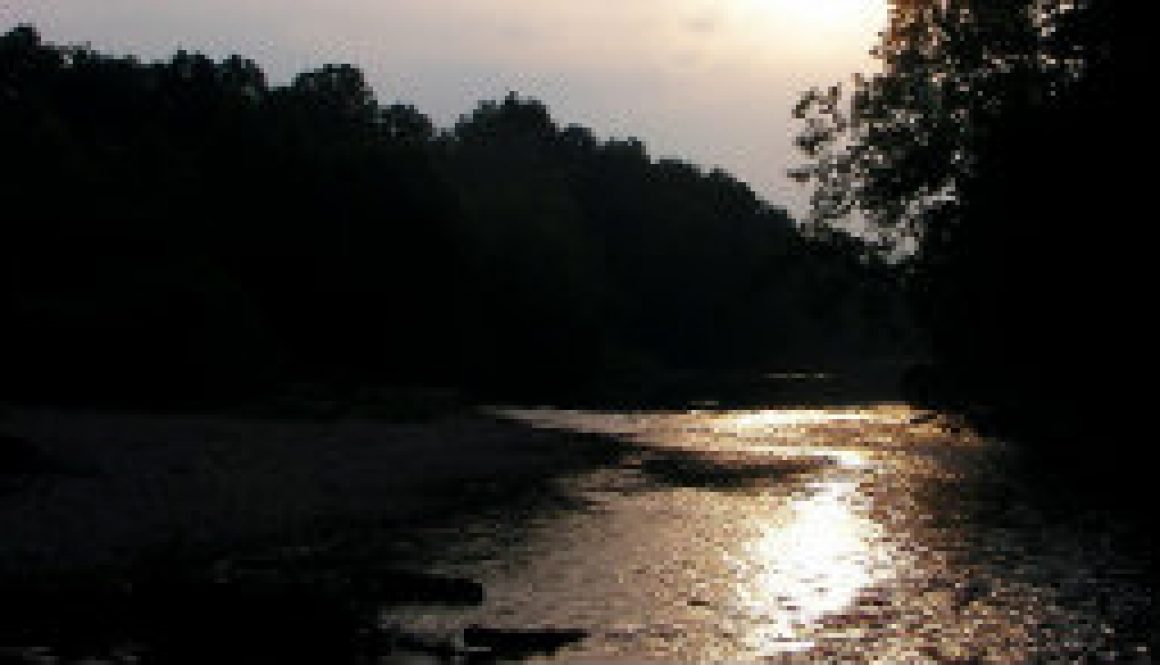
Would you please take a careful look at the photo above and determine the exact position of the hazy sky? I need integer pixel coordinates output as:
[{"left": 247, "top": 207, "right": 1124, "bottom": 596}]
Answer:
[{"left": 3, "top": 0, "right": 885, "bottom": 217}]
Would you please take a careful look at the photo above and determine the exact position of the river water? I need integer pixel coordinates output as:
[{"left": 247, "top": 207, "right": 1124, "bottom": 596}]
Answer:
[{"left": 378, "top": 405, "right": 1151, "bottom": 662}]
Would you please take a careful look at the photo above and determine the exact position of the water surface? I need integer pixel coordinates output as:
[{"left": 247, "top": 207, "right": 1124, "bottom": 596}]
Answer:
[{"left": 379, "top": 405, "right": 1151, "bottom": 662}]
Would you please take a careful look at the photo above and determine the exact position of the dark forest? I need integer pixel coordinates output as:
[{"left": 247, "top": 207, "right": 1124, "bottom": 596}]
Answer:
[{"left": 2, "top": 25, "right": 913, "bottom": 408}]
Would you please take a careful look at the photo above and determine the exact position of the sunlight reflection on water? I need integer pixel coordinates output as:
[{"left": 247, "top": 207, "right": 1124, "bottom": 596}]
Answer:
[
  {"left": 725, "top": 408, "right": 887, "bottom": 429},
  {"left": 706, "top": 408, "right": 902, "bottom": 656},
  {"left": 736, "top": 478, "right": 891, "bottom": 654},
  {"left": 380, "top": 405, "right": 1149, "bottom": 662}
]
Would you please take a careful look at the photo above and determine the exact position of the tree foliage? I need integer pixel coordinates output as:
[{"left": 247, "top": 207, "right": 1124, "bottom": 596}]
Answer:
[{"left": 793, "top": 1, "right": 1118, "bottom": 436}]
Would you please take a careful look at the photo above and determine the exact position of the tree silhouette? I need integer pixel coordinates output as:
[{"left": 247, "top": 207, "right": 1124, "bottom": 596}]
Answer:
[
  {"left": 793, "top": 1, "right": 1119, "bottom": 447},
  {"left": 2, "top": 26, "right": 916, "bottom": 406}
]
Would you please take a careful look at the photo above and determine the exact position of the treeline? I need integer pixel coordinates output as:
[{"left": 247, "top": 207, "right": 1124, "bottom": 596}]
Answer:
[{"left": 1, "top": 26, "right": 912, "bottom": 405}]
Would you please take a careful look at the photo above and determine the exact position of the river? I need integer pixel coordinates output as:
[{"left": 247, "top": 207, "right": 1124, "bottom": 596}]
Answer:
[{"left": 375, "top": 405, "right": 1151, "bottom": 662}]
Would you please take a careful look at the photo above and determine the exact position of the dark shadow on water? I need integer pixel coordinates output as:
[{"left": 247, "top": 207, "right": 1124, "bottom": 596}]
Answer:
[
  {"left": 637, "top": 449, "right": 834, "bottom": 491},
  {"left": 461, "top": 626, "right": 589, "bottom": 659},
  {"left": 490, "top": 369, "right": 909, "bottom": 412}
]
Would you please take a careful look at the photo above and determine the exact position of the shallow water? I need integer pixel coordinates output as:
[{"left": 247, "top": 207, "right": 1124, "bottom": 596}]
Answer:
[{"left": 378, "top": 405, "right": 1150, "bottom": 662}]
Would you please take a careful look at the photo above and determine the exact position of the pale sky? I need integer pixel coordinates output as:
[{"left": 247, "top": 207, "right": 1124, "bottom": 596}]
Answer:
[{"left": 2, "top": 0, "right": 885, "bottom": 217}]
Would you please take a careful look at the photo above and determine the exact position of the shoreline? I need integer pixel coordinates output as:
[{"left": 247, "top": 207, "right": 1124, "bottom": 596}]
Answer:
[{"left": 1, "top": 406, "right": 629, "bottom": 578}]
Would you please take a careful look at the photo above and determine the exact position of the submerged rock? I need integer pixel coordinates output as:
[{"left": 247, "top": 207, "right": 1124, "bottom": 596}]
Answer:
[{"left": 462, "top": 625, "right": 588, "bottom": 657}]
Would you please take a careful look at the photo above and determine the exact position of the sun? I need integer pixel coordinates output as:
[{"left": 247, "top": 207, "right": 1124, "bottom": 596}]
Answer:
[
  {"left": 724, "top": 0, "right": 886, "bottom": 65},
  {"left": 734, "top": 0, "right": 885, "bottom": 38},
  {"left": 742, "top": 0, "right": 884, "bottom": 28}
]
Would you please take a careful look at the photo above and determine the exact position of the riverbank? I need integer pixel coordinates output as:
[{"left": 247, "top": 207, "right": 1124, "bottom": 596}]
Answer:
[{"left": 0, "top": 406, "right": 628, "bottom": 577}]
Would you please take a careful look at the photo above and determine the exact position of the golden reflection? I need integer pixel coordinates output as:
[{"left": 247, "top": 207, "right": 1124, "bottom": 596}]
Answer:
[
  {"left": 722, "top": 406, "right": 909, "bottom": 431},
  {"left": 387, "top": 405, "right": 1144, "bottom": 662},
  {"left": 734, "top": 477, "right": 893, "bottom": 654}
]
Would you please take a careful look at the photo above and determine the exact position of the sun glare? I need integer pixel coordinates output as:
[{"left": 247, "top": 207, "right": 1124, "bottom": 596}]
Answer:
[
  {"left": 743, "top": 0, "right": 883, "bottom": 28},
  {"left": 729, "top": 0, "right": 886, "bottom": 61},
  {"left": 735, "top": 479, "right": 896, "bottom": 654}
]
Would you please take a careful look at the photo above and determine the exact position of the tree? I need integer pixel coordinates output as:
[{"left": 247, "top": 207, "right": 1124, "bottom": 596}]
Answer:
[{"left": 792, "top": 1, "right": 1119, "bottom": 439}]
